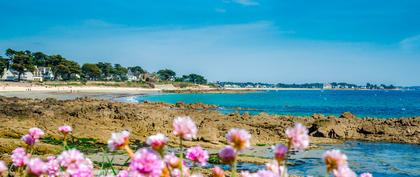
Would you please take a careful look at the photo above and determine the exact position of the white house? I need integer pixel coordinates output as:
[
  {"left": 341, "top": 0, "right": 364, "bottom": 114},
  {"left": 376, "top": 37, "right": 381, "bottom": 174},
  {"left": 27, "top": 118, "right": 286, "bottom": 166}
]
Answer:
[
  {"left": 127, "top": 70, "right": 139, "bottom": 81},
  {"left": 323, "top": 83, "right": 332, "bottom": 89},
  {"left": 1, "top": 68, "right": 18, "bottom": 81}
]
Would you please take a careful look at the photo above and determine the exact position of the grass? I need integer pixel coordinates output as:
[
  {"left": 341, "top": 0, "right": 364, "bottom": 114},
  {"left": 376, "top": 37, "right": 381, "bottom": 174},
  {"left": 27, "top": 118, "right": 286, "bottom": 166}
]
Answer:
[{"left": 42, "top": 136, "right": 105, "bottom": 153}]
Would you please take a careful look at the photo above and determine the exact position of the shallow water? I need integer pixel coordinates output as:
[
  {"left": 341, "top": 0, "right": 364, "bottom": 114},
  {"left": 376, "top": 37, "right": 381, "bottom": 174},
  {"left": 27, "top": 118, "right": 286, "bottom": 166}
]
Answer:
[
  {"left": 210, "top": 141, "right": 420, "bottom": 177},
  {"left": 132, "top": 90, "right": 420, "bottom": 118}
]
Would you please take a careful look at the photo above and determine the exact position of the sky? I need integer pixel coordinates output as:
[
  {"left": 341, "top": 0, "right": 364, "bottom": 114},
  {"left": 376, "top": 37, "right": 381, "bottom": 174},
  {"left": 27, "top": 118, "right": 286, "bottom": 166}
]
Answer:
[{"left": 0, "top": 0, "right": 419, "bottom": 86}]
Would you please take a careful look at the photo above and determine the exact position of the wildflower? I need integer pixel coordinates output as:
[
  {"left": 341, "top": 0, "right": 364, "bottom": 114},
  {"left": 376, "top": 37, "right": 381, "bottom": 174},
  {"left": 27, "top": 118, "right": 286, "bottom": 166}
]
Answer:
[
  {"left": 254, "top": 170, "right": 278, "bottom": 177},
  {"left": 226, "top": 128, "right": 251, "bottom": 151},
  {"left": 191, "top": 173, "right": 204, "bottom": 177},
  {"left": 11, "top": 147, "right": 28, "bottom": 167},
  {"left": 171, "top": 168, "right": 191, "bottom": 177},
  {"left": 164, "top": 153, "right": 181, "bottom": 168},
  {"left": 218, "top": 146, "right": 236, "bottom": 164},
  {"left": 129, "top": 148, "right": 165, "bottom": 177},
  {"left": 146, "top": 133, "right": 168, "bottom": 151},
  {"left": 108, "top": 130, "right": 130, "bottom": 151},
  {"left": 46, "top": 156, "right": 60, "bottom": 176},
  {"left": 173, "top": 116, "right": 198, "bottom": 140},
  {"left": 240, "top": 171, "right": 252, "bottom": 177},
  {"left": 66, "top": 158, "right": 94, "bottom": 177},
  {"left": 285, "top": 123, "right": 309, "bottom": 150},
  {"left": 58, "top": 125, "right": 72, "bottom": 134},
  {"left": 332, "top": 166, "right": 357, "bottom": 177},
  {"left": 273, "top": 144, "right": 288, "bottom": 162},
  {"left": 212, "top": 166, "right": 225, "bottom": 177},
  {"left": 21, "top": 134, "right": 36, "bottom": 146},
  {"left": 57, "top": 149, "right": 85, "bottom": 167},
  {"left": 186, "top": 146, "right": 209, "bottom": 166},
  {"left": 265, "top": 160, "right": 288, "bottom": 177},
  {"left": 27, "top": 158, "right": 47, "bottom": 176},
  {"left": 117, "top": 170, "right": 129, "bottom": 177},
  {"left": 0, "top": 161, "right": 6, "bottom": 175},
  {"left": 29, "top": 127, "right": 45, "bottom": 139},
  {"left": 323, "top": 150, "right": 348, "bottom": 172},
  {"left": 360, "top": 173, "right": 373, "bottom": 177}
]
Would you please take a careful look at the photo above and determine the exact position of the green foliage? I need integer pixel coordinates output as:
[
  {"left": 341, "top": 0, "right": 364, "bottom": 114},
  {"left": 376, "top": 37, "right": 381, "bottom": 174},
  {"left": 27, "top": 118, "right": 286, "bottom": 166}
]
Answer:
[
  {"left": 180, "top": 74, "right": 207, "bottom": 84},
  {"left": 97, "top": 62, "right": 114, "bottom": 80},
  {"left": 42, "top": 136, "right": 104, "bottom": 153},
  {"left": 0, "top": 57, "right": 7, "bottom": 76},
  {"left": 128, "top": 66, "right": 146, "bottom": 76},
  {"left": 157, "top": 69, "right": 176, "bottom": 81},
  {"left": 208, "top": 154, "right": 221, "bottom": 164},
  {"left": 112, "top": 64, "right": 128, "bottom": 81},
  {"left": 82, "top": 63, "right": 101, "bottom": 80},
  {"left": 6, "top": 48, "right": 36, "bottom": 81}
]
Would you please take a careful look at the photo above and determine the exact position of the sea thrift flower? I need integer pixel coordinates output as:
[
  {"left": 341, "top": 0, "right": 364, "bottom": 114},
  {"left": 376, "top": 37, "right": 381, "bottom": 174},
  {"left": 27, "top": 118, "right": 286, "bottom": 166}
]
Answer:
[
  {"left": 0, "top": 161, "right": 6, "bottom": 175},
  {"left": 117, "top": 170, "right": 129, "bottom": 177},
  {"left": 333, "top": 166, "right": 357, "bottom": 177},
  {"left": 186, "top": 146, "right": 209, "bottom": 166},
  {"left": 172, "top": 116, "right": 198, "bottom": 140},
  {"left": 285, "top": 123, "right": 309, "bottom": 150},
  {"left": 219, "top": 146, "right": 236, "bottom": 164},
  {"left": 273, "top": 144, "right": 288, "bottom": 162},
  {"left": 11, "top": 147, "right": 28, "bottom": 167},
  {"left": 191, "top": 173, "right": 204, "bottom": 177},
  {"left": 360, "top": 173, "right": 373, "bottom": 177},
  {"left": 57, "top": 149, "right": 85, "bottom": 167},
  {"left": 212, "top": 166, "right": 225, "bottom": 177},
  {"left": 46, "top": 156, "right": 60, "bottom": 176},
  {"left": 129, "top": 148, "right": 164, "bottom": 177},
  {"left": 164, "top": 153, "right": 181, "bottom": 168},
  {"left": 240, "top": 171, "right": 252, "bottom": 177},
  {"left": 21, "top": 134, "right": 36, "bottom": 145},
  {"left": 66, "top": 158, "right": 94, "bottom": 177},
  {"left": 265, "top": 160, "right": 288, "bottom": 177},
  {"left": 323, "top": 150, "right": 348, "bottom": 172},
  {"left": 58, "top": 125, "right": 72, "bottom": 134},
  {"left": 108, "top": 130, "right": 130, "bottom": 151},
  {"left": 226, "top": 128, "right": 251, "bottom": 151},
  {"left": 254, "top": 170, "right": 278, "bottom": 177},
  {"left": 27, "top": 158, "right": 47, "bottom": 176},
  {"left": 29, "top": 127, "right": 45, "bottom": 139},
  {"left": 171, "top": 168, "right": 191, "bottom": 177},
  {"left": 146, "top": 133, "right": 168, "bottom": 151}
]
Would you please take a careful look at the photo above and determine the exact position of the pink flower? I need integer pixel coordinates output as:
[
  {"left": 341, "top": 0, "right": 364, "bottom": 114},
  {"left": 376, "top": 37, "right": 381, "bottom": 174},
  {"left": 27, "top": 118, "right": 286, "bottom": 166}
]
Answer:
[
  {"left": 21, "top": 134, "right": 36, "bottom": 146},
  {"left": 286, "top": 123, "right": 309, "bottom": 150},
  {"left": 173, "top": 116, "right": 198, "bottom": 140},
  {"left": 219, "top": 146, "right": 236, "bottom": 164},
  {"left": 117, "top": 170, "right": 129, "bottom": 177},
  {"left": 226, "top": 128, "right": 251, "bottom": 151},
  {"left": 171, "top": 167, "right": 191, "bottom": 177},
  {"left": 360, "top": 173, "right": 373, "bottom": 177},
  {"left": 333, "top": 166, "right": 357, "bottom": 177},
  {"left": 58, "top": 125, "right": 72, "bottom": 134},
  {"left": 27, "top": 158, "right": 47, "bottom": 176},
  {"left": 57, "top": 149, "right": 85, "bottom": 167},
  {"left": 0, "top": 161, "right": 7, "bottom": 175},
  {"left": 273, "top": 144, "right": 288, "bottom": 162},
  {"left": 146, "top": 133, "right": 168, "bottom": 151},
  {"left": 108, "top": 130, "right": 130, "bottom": 151},
  {"left": 11, "top": 147, "right": 28, "bottom": 167},
  {"left": 129, "top": 148, "right": 164, "bottom": 177},
  {"left": 186, "top": 146, "right": 209, "bottom": 166},
  {"left": 265, "top": 160, "right": 288, "bottom": 177},
  {"left": 253, "top": 170, "right": 278, "bottom": 177},
  {"left": 66, "top": 158, "right": 93, "bottom": 177},
  {"left": 191, "top": 173, "right": 204, "bottom": 177},
  {"left": 323, "top": 150, "right": 348, "bottom": 172},
  {"left": 29, "top": 127, "right": 45, "bottom": 139},
  {"left": 212, "top": 166, "right": 225, "bottom": 177},
  {"left": 240, "top": 171, "right": 252, "bottom": 177},
  {"left": 164, "top": 153, "right": 181, "bottom": 168},
  {"left": 46, "top": 156, "right": 60, "bottom": 176}
]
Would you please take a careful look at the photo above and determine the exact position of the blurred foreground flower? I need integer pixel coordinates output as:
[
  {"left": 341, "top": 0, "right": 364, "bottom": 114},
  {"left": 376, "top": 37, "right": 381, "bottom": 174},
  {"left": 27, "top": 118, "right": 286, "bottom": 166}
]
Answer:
[
  {"left": 186, "top": 146, "right": 209, "bottom": 166},
  {"left": 286, "top": 123, "right": 309, "bottom": 150}
]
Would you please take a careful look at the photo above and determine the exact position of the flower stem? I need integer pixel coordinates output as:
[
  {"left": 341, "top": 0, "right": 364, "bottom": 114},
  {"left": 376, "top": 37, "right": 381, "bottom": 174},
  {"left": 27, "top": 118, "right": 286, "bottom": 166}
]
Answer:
[
  {"left": 63, "top": 134, "right": 68, "bottom": 150},
  {"left": 231, "top": 157, "right": 237, "bottom": 177},
  {"left": 282, "top": 140, "right": 292, "bottom": 177},
  {"left": 179, "top": 136, "right": 184, "bottom": 177},
  {"left": 124, "top": 145, "right": 134, "bottom": 158}
]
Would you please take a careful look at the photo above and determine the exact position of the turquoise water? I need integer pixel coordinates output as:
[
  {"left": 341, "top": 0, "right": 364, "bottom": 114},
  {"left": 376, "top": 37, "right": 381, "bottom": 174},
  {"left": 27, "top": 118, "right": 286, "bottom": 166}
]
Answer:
[
  {"left": 212, "top": 141, "right": 420, "bottom": 177},
  {"left": 134, "top": 90, "right": 420, "bottom": 118}
]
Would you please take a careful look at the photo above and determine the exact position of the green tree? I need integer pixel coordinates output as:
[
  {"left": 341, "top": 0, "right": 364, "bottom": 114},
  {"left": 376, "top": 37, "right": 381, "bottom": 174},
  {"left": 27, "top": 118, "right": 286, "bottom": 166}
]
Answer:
[
  {"left": 181, "top": 74, "right": 207, "bottom": 84},
  {"left": 157, "top": 69, "right": 176, "bottom": 81},
  {"left": 56, "top": 60, "right": 81, "bottom": 80},
  {"left": 45, "top": 55, "right": 66, "bottom": 80},
  {"left": 128, "top": 66, "right": 146, "bottom": 76},
  {"left": 96, "top": 62, "right": 114, "bottom": 80},
  {"left": 82, "top": 63, "right": 101, "bottom": 80},
  {"left": 6, "top": 49, "right": 36, "bottom": 81},
  {"left": 32, "top": 52, "right": 49, "bottom": 66},
  {"left": 0, "top": 57, "right": 7, "bottom": 76},
  {"left": 112, "top": 64, "right": 128, "bottom": 81}
]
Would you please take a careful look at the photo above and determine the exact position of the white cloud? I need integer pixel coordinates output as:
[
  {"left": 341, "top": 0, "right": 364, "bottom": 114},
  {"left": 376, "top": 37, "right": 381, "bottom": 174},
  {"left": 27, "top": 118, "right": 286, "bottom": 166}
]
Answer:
[{"left": 400, "top": 34, "right": 420, "bottom": 51}]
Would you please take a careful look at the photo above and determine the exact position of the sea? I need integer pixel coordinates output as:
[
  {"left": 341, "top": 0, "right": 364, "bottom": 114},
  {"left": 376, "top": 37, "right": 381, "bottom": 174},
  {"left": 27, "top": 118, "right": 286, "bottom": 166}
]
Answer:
[
  {"left": 119, "top": 90, "right": 420, "bottom": 177},
  {"left": 131, "top": 90, "right": 420, "bottom": 118}
]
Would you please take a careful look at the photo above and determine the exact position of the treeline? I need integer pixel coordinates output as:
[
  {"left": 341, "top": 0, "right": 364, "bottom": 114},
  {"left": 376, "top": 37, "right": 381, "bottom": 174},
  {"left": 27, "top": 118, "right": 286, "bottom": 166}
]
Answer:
[
  {"left": 216, "top": 81, "right": 398, "bottom": 89},
  {"left": 0, "top": 49, "right": 207, "bottom": 84}
]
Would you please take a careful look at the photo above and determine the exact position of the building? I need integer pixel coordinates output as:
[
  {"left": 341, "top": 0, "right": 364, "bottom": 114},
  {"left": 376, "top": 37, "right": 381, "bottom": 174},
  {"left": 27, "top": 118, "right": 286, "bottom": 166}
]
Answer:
[
  {"left": 1, "top": 66, "right": 55, "bottom": 82},
  {"left": 127, "top": 70, "right": 139, "bottom": 81},
  {"left": 323, "top": 83, "right": 332, "bottom": 89},
  {"left": 1, "top": 68, "right": 18, "bottom": 81}
]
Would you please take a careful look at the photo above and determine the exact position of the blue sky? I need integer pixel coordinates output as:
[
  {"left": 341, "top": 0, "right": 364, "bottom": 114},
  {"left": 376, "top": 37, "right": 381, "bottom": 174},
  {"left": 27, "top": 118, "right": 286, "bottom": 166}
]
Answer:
[{"left": 1, "top": 0, "right": 419, "bottom": 85}]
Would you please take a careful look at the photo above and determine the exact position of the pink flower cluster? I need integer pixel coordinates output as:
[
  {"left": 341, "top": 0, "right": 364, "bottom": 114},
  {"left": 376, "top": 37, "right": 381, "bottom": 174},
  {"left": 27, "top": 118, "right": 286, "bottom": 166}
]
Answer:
[
  {"left": 11, "top": 147, "right": 28, "bottom": 167},
  {"left": 146, "top": 133, "right": 168, "bottom": 151},
  {"left": 0, "top": 161, "right": 6, "bottom": 175},
  {"left": 285, "top": 123, "right": 309, "bottom": 150},
  {"left": 58, "top": 125, "right": 72, "bottom": 134},
  {"left": 173, "top": 116, "right": 198, "bottom": 140},
  {"left": 273, "top": 144, "right": 288, "bottom": 163},
  {"left": 186, "top": 146, "right": 209, "bottom": 166},
  {"left": 108, "top": 130, "right": 130, "bottom": 151},
  {"left": 129, "top": 148, "right": 165, "bottom": 177},
  {"left": 226, "top": 128, "right": 251, "bottom": 151},
  {"left": 21, "top": 127, "right": 44, "bottom": 146}
]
